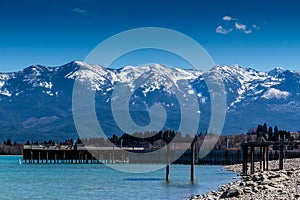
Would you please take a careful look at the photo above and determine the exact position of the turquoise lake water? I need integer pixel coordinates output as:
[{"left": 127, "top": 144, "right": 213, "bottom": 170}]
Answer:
[{"left": 0, "top": 156, "right": 238, "bottom": 200}]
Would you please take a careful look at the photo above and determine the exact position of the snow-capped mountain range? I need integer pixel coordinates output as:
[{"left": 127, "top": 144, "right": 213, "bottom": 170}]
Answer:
[{"left": 0, "top": 61, "right": 299, "bottom": 141}]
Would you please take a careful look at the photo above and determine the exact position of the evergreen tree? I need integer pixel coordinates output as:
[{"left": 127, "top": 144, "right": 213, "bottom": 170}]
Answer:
[
  {"left": 274, "top": 126, "right": 279, "bottom": 141},
  {"left": 77, "top": 138, "right": 82, "bottom": 144},
  {"left": 279, "top": 130, "right": 286, "bottom": 141},
  {"left": 268, "top": 127, "right": 273, "bottom": 141},
  {"left": 6, "top": 139, "right": 12, "bottom": 146},
  {"left": 110, "top": 135, "right": 119, "bottom": 144},
  {"left": 256, "top": 124, "right": 263, "bottom": 138},
  {"left": 286, "top": 132, "right": 291, "bottom": 141},
  {"left": 262, "top": 123, "right": 268, "bottom": 134}
]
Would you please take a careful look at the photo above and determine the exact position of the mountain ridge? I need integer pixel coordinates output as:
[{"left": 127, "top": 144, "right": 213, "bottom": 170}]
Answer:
[{"left": 0, "top": 61, "right": 299, "bottom": 141}]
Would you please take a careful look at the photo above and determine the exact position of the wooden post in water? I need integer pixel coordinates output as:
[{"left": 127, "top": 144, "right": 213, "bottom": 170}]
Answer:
[
  {"left": 54, "top": 153, "right": 57, "bottom": 164},
  {"left": 242, "top": 144, "right": 248, "bottom": 175},
  {"left": 38, "top": 151, "right": 40, "bottom": 164},
  {"left": 263, "top": 146, "right": 266, "bottom": 171},
  {"left": 250, "top": 146, "right": 254, "bottom": 174},
  {"left": 166, "top": 143, "right": 170, "bottom": 182},
  {"left": 78, "top": 151, "right": 81, "bottom": 164},
  {"left": 266, "top": 146, "right": 269, "bottom": 171},
  {"left": 279, "top": 142, "right": 284, "bottom": 170},
  {"left": 71, "top": 152, "right": 74, "bottom": 164},
  {"left": 259, "top": 146, "right": 262, "bottom": 170},
  {"left": 30, "top": 150, "right": 33, "bottom": 164},
  {"left": 191, "top": 136, "right": 197, "bottom": 182}
]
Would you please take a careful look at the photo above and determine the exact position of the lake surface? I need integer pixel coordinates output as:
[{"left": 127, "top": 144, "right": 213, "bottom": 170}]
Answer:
[{"left": 0, "top": 156, "right": 238, "bottom": 200}]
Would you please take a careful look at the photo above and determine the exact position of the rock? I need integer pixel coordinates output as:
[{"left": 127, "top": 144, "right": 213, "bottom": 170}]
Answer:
[
  {"left": 287, "top": 171, "right": 293, "bottom": 176},
  {"left": 262, "top": 185, "right": 276, "bottom": 191},
  {"left": 262, "top": 174, "right": 268, "bottom": 180},
  {"left": 220, "top": 186, "right": 244, "bottom": 198},
  {"left": 252, "top": 174, "right": 262, "bottom": 181},
  {"left": 206, "top": 194, "right": 215, "bottom": 200},
  {"left": 279, "top": 173, "right": 289, "bottom": 180},
  {"left": 257, "top": 185, "right": 262, "bottom": 190},
  {"left": 269, "top": 183, "right": 284, "bottom": 188},
  {"left": 245, "top": 181, "right": 255, "bottom": 186},
  {"left": 294, "top": 194, "right": 300, "bottom": 198},
  {"left": 260, "top": 179, "right": 271, "bottom": 185},
  {"left": 243, "top": 187, "right": 252, "bottom": 193},
  {"left": 268, "top": 174, "right": 280, "bottom": 179},
  {"left": 281, "top": 190, "right": 288, "bottom": 195},
  {"left": 280, "top": 170, "right": 287, "bottom": 175},
  {"left": 253, "top": 187, "right": 259, "bottom": 192}
]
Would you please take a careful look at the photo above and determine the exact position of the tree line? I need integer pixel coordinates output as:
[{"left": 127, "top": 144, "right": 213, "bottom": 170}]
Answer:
[
  {"left": 108, "top": 129, "right": 182, "bottom": 147},
  {"left": 2, "top": 139, "right": 17, "bottom": 146},
  {"left": 250, "top": 122, "right": 297, "bottom": 142}
]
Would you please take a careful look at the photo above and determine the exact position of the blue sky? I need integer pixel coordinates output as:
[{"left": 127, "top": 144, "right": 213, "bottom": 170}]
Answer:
[{"left": 0, "top": 0, "right": 299, "bottom": 72}]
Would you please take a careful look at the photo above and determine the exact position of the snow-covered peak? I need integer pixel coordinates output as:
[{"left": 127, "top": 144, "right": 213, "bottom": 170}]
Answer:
[
  {"left": 116, "top": 64, "right": 202, "bottom": 83},
  {"left": 0, "top": 61, "right": 297, "bottom": 103},
  {"left": 73, "top": 60, "right": 88, "bottom": 66},
  {"left": 268, "top": 67, "right": 287, "bottom": 77}
]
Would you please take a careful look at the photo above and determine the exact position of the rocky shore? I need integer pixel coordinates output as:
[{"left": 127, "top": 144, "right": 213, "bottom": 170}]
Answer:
[{"left": 189, "top": 158, "right": 300, "bottom": 199}]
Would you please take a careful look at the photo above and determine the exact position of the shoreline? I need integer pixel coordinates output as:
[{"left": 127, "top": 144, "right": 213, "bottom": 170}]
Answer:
[{"left": 189, "top": 158, "right": 300, "bottom": 199}]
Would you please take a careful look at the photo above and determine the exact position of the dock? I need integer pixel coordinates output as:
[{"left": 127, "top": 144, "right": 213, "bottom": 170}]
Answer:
[
  {"left": 23, "top": 140, "right": 300, "bottom": 181},
  {"left": 241, "top": 141, "right": 300, "bottom": 175},
  {"left": 23, "top": 145, "right": 132, "bottom": 164}
]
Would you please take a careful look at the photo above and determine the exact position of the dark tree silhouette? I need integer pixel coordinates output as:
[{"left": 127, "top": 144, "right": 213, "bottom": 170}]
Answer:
[
  {"left": 274, "top": 126, "right": 279, "bottom": 141},
  {"left": 286, "top": 132, "right": 291, "bottom": 141},
  {"left": 268, "top": 126, "right": 273, "bottom": 141},
  {"left": 76, "top": 138, "right": 83, "bottom": 144},
  {"left": 261, "top": 123, "right": 267, "bottom": 140},
  {"left": 256, "top": 124, "right": 263, "bottom": 138},
  {"left": 6, "top": 139, "right": 12, "bottom": 146}
]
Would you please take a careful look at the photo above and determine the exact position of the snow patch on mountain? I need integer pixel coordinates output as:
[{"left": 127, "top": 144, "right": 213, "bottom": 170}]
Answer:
[
  {"left": 262, "top": 88, "right": 289, "bottom": 99},
  {"left": 0, "top": 89, "right": 11, "bottom": 97},
  {"left": 0, "top": 74, "right": 11, "bottom": 88}
]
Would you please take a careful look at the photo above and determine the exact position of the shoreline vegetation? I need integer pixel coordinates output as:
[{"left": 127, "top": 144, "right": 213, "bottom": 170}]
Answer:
[
  {"left": 0, "top": 144, "right": 22, "bottom": 155},
  {"left": 3, "top": 123, "right": 299, "bottom": 156},
  {"left": 189, "top": 158, "right": 300, "bottom": 199}
]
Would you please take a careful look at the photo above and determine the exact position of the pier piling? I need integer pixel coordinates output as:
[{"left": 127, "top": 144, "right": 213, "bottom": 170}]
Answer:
[{"left": 241, "top": 141, "right": 300, "bottom": 175}]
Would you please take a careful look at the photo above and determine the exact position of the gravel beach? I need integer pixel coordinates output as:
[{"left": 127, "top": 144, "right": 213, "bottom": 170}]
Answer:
[{"left": 188, "top": 158, "right": 300, "bottom": 199}]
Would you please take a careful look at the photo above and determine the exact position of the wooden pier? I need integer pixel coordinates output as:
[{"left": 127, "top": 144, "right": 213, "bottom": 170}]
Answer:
[
  {"left": 23, "top": 137, "right": 198, "bottom": 182},
  {"left": 241, "top": 141, "right": 300, "bottom": 175},
  {"left": 23, "top": 140, "right": 300, "bottom": 180},
  {"left": 23, "top": 145, "right": 131, "bottom": 164}
]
